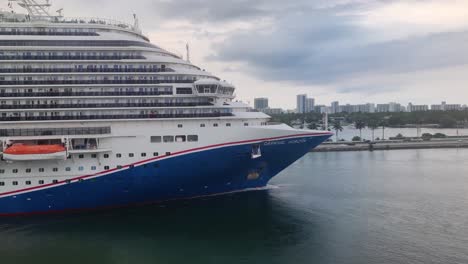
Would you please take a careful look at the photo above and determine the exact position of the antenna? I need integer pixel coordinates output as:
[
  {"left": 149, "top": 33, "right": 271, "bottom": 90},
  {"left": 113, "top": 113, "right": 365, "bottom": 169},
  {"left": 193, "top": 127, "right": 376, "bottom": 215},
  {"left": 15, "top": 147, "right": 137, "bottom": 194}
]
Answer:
[
  {"left": 186, "top": 43, "right": 191, "bottom": 63},
  {"left": 133, "top": 13, "right": 142, "bottom": 34}
]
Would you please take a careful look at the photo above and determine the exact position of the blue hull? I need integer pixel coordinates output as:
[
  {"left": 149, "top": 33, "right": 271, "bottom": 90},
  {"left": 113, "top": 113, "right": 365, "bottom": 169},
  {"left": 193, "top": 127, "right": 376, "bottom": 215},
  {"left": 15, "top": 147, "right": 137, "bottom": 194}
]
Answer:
[{"left": 0, "top": 134, "right": 331, "bottom": 215}]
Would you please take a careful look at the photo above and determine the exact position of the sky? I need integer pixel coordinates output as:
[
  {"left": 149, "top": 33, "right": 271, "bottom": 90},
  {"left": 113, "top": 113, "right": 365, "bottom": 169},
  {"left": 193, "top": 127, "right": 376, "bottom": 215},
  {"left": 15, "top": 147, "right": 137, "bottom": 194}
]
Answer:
[{"left": 1, "top": 0, "right": 468, "bottom": 109}]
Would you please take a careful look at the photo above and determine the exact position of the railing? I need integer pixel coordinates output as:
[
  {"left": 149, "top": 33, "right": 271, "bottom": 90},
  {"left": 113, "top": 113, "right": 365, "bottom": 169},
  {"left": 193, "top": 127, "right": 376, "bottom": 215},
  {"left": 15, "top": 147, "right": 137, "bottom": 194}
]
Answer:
[
  {"left": 0, "top": 80, "right": 195, "bottom": 86},
  {"left": 0, "top": 68, "right": 174, "bottom": 73},
  {"left": 0, "top": 127, "right": 111, "bottom": 137},
  {"left": 0, "top": 113, "right": 233, "bottom": 122},
  {"left": 0, "top": 55, "right": 146, "bottom": 61},
  {"left": 0, "top": 102, "right": 213, "bottom": 109},
  {"left": 0, "top": 91, "right": 174, "bottom": 97}
]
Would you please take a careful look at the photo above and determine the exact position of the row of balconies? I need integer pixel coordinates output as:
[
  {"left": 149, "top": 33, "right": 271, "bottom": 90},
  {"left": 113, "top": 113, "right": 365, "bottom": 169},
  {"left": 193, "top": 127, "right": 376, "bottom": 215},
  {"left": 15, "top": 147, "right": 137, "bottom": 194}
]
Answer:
[
  {"left": 0, "top": 79, "right": 194, "bottom": 86},
  {"left": 0, "top": 127, "right": 111, "bottom": 137},
  {"left": 0, "top": 68, "right": 173, "bottom": 73},
  {"left": 0, "top": 91, "right": 174, "bottom": 97},
  {"left": 0, "top": 55, "right": 146, "bottom": 61},
  {"left": 0, "top": 102, "right": 213, "bottom": 109},
  {"left": 0, "top": 112, "right": 233, "bottom": 122}
]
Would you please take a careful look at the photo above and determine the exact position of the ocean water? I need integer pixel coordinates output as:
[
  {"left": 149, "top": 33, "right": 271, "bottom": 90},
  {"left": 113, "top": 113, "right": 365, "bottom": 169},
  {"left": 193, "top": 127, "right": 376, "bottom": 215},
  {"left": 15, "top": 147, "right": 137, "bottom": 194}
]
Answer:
[{"left": 2, "top": 149, "right": 468, "bottom": 264}]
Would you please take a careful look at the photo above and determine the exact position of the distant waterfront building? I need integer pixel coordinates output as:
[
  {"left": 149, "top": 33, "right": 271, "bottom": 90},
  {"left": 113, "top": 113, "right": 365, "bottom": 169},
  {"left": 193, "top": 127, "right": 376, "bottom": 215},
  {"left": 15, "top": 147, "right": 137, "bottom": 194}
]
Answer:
[
  {"left": 296, "top": 94, "right": 307, "bottom": 113},
  {"left": 306, "top": 98, "right": 315, "bottom": 113},
  {"left": 376, "top": 102, "right": 401, "bottom": 113},
  {"left": 262, "top": 108, "right": 283, "bottom": 115},
  {"left": 407, "top": 103, "right": 429, "bottom": 112},
  {"left": 331, "top": 101, "right": 340, "bottom": 114},
  {"left": 431, "top": 101, "right": 461, "bottom": 111},
  {"left": 254, "top": 97, "right": 269, "bottom": 110}
]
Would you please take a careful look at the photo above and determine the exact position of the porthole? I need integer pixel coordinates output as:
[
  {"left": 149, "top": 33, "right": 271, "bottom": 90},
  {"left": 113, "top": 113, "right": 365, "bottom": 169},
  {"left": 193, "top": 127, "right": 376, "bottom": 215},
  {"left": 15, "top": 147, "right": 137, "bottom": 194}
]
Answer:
[
  {"left": 26, "top": 168, "right": 31, "bottom": 173},
  {"left": 53, "top": 168, "right": 58, "bottom": 172},
  {"left": 177, "top": 124, "right": 183, "bottom": 128},
  {"left": 103, "top": 154, "right": 109, "bottom": 158},
  {"left": 13, "top": 181, "right": 18, "bottom": 186},
  {"left": 141, "top": 153, "right": 147, "bottom": 157},
  {"left": 12, "top": 169, "right": 18, "bottom": 173},
  {"left": 104, "top": 166, "right": 110, "bottom": 170},
  {"left": 153, "top": 152, "right": 159, "bottom": 157},
  {"left": 129, "top": 153, "right": 134, "bottom": 157},
  {"left": 25, "top": 181, "right": 31, "bottom": 185},
  {"left": 213, "top": 123, "right": 218, "bottom": 127},
  {"left": 38, "top": 180, "right": 44, "bottom": 185},
  {"left": 39, "top": 168, "right": 45, "bottom": 172},
  {"left": 116, "top": 153, "right": 122, "bottom": 158}
]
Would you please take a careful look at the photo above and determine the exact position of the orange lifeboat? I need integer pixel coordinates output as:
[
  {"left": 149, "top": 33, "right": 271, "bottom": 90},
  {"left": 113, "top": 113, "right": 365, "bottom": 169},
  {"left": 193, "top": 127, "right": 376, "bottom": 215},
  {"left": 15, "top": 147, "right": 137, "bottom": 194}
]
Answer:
[{"left": 3, "top": 144, "right": 67, "bottom": 161}]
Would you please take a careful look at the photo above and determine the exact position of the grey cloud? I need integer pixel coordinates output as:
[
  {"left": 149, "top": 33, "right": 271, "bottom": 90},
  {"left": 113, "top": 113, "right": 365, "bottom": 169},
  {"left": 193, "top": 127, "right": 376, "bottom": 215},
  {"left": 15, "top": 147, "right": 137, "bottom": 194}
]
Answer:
[{"left": 209, "top": 8, "right": 468, "bottom": 89}]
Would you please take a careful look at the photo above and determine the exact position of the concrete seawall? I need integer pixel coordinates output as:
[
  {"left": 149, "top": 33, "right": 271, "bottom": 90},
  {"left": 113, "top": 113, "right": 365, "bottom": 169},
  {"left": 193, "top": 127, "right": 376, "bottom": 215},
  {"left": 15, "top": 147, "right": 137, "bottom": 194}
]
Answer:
[{"left": 312, "top": 139, "right": 468, "bottom": 152}]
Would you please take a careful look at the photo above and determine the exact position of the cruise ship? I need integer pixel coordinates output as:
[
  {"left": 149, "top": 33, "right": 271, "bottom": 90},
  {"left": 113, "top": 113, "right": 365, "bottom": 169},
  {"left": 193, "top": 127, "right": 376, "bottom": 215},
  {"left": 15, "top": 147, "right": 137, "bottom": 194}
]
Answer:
[{"left": 0, "top": 0, "right": 332, "bottom": 216}]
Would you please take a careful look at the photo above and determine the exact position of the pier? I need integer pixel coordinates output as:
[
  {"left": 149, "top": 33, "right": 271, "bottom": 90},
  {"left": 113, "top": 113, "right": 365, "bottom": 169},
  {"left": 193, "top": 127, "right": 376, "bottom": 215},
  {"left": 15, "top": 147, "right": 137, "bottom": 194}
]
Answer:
[{"left": 312, "top": 138, "right": 468, "bottom": 152}]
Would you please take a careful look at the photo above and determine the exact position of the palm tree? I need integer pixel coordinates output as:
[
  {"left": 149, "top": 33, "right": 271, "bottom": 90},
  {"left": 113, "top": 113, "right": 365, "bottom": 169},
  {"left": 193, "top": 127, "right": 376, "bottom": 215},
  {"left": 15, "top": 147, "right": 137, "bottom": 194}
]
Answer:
[
  {"left": 354, "top": 120, "right": 366, "bottom": 141},
  {"left": 332, "top": 120, "right": 343, "bottom": 141},
  {"left": 379, "top": 120, "right": 387, "bottom": 140},
  {"left": 368, "top": 119, "right": 379, "bottom": 141}
]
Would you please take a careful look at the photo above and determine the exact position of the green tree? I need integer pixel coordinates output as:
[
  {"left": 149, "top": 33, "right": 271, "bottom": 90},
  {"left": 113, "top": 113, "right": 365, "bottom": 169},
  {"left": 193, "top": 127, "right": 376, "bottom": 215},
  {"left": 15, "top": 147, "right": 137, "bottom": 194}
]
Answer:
[
  {"left": 368, "top": 119, "right": 379, "bottom": 141},
  {"left": 379, "top": 120, "right": 388, "bottom": 140},
  {"left": 354, "top": 120, "right": 366, "bottom": 141},
  {"left": 352, "top": 136, "right": 361, "bottom": 142},
  {"left": 307, "top": 122, "right": 318, "bottom": 130},
  {"left": 332, "top": 120, "right": 343, "bottom": 141}
]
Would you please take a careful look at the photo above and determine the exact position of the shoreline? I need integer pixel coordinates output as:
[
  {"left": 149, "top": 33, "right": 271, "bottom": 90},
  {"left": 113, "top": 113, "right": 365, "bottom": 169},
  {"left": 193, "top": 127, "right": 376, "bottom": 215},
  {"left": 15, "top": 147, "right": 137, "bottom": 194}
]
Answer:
[{"left": 312, "top": 139, "right": 468, "bottom": 152}]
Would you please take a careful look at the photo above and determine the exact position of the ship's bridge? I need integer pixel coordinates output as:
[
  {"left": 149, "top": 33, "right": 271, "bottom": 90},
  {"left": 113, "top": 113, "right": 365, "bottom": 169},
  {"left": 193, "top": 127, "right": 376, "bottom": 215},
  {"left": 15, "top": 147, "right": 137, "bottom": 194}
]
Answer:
[{"left": 194, "top": 79, "right": 235, "bottom": 99}]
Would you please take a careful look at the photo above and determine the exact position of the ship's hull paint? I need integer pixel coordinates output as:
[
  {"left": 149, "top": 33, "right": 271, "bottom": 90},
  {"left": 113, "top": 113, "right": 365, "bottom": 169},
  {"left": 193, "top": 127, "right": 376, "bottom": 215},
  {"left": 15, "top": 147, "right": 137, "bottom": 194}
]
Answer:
[{"left": 0, "top": 134, "right": 330, "bottom": 215}]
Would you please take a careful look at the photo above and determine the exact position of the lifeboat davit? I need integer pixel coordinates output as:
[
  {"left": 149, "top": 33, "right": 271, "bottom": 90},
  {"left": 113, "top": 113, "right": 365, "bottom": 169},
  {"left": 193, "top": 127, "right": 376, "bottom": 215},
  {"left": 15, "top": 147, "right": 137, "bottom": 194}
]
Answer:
[{"left": 3, "top": 143, "right": 67, "bottom": 161}]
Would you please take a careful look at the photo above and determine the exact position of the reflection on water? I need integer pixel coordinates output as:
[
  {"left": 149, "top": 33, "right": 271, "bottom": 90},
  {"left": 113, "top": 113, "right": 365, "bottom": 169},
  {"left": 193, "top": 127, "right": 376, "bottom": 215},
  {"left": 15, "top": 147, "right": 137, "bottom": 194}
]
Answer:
[{"left": 2, "top": 149, "right": 468, "bottom": 264}]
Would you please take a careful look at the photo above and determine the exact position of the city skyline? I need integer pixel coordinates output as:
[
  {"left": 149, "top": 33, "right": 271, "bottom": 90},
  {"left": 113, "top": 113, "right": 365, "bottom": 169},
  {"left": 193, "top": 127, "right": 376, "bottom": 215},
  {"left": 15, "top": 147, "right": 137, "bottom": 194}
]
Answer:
[{"left": 1, "top": 0, "right": 467, "bottom": 109}]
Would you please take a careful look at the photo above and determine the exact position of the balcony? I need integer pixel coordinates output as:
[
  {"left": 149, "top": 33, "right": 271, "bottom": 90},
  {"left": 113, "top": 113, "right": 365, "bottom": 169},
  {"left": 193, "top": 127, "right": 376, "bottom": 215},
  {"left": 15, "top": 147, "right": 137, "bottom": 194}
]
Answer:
[
  {"left": 0, "top": 55, "right": 146, "bottom": 61},
  {"left": 0, "top": 67, "right": 174, "bottom": 74}
]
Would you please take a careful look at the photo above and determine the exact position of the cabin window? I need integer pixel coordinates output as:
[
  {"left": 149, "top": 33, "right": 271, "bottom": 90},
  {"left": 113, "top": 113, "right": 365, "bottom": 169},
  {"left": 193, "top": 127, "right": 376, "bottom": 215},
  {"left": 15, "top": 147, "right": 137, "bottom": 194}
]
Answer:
[
  {"left": 116, "top": 153, "right": 122, "bottom": 158},
  {"left": 153, "top": 152, "right": 159, "bottom": 157},
  {"left": 175, "top": 135, "right": 186, "bottom": 142},
  {"left": 104, "top": 154, "right": 109, "bottom": 158},
  {"left": 244, "top": 123, "right": 249, "bottom": 126},
  {"left": 165, "top": 152, "right": 171, "bottom": 156},
  {"left": 129, "top": 153, "right": 134, "bottom": 157},
  {"left": 25, "top": 168, "right": 31, "bottom": 173},
  {"left": 25, "top": 181, "right": 31, "bottom": 185},
  {"left": 151, "top": 136, "right": 162, "bottom": 143},
  {"left": 13, "top": 181, "right": 18, "bottom": 186},
  {"left": 200, "top": 124, "right": 206, "bottom": 127},
  {"left": 53, "top": 180, "right": 58, "bottom": 184},
  {"left": 141, "top": 153, "right": 147, "bottom": 157},
  {"left": 0, "top": 182, "right": 4, "bottom": 186},
  {"left": 66, "top": 167, "right": 71, "bottom": 171},
  {"left": 12, "top": 169, "right": 18, "bottom": 173},
  {"left": 188, "top": 135, "right": 198, "bottom": 142},
  {"left": 78, "top": 154, "right": 84, "bottom": 159},
  {"left": 0, "top": 169, "right": 4, "bottom": 174},
  {"left": 163, "top": 136, "right": 174, "bottom": 143},
  {"left": 91, "top": 154, "right": 97, "bottom": 158},
  {"left": 53, "top": 168, "right": 58, "bottom": 172},
  {"left": 91, "top": 166, "right": 97, "bottom": 170},
  {"left": 226, "top": 123, "right": 231, "bottom": 127},
  {"left": 116, "top": 165, "right": 123, "bottom": 169},
  {"left": 39, "top": 168, "right": 45, "bottom": 172},
  {"left": 39, "top": 180, "right": 44, "bottom": 185},
  {"left": 213, "top": 123, "right": 218, "bottom": 127},
  {"left": 78, "top": 166, "right": 84, "bottom": 171},
  {"left": 177, "top": 124, "right": 183, "bottom": 128},
  {"left": 104, "top": 166, "right": 110, "bottom": 170}
]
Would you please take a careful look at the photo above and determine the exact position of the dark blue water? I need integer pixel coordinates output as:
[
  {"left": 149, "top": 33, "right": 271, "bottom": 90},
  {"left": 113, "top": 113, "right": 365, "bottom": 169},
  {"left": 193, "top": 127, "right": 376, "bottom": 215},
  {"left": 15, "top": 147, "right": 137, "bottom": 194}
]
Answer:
[{"left": 2, "top": 149, "right": 468, "bottom": 264}]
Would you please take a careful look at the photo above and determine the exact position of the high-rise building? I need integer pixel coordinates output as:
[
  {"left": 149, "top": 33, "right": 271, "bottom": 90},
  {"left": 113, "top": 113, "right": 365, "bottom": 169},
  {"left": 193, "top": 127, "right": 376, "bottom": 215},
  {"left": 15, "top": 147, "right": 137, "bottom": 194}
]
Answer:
[
  {"left": 296, "top": 94, "right": 307, "bottom": 113},
  {"left": 407, "top": 103, "right": 429, "bottom": 112},
  {"left": 331, "top": 101, "right": 340, "bottom": 114},
  {"left": 306, "top": 98, "right": 315, "bottom": 112},
  {"left": 254, "top": 98, "right": 269, "bottom": 110}
]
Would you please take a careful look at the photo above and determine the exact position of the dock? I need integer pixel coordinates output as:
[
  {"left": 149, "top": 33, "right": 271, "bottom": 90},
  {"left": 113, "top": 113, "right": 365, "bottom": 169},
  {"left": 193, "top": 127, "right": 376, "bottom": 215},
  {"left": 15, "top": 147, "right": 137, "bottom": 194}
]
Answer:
[{"left": 312, "top": 139, "right": 468, "bottom": 152}]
